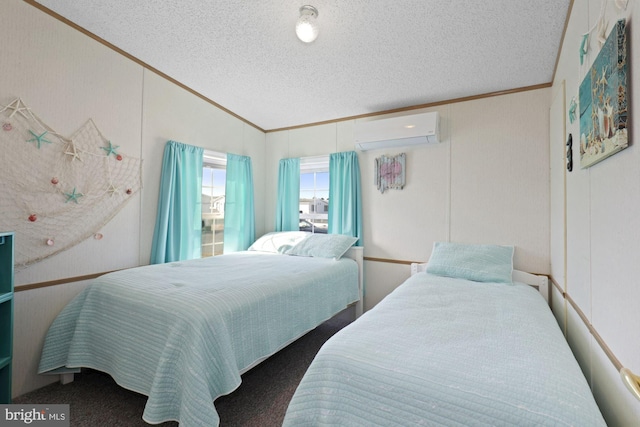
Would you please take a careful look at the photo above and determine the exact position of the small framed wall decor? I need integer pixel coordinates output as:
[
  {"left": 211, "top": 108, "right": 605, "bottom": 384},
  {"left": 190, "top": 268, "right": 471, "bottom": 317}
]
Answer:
[
  {"left": 375, "top": 153, "right": 405, "bottom": 193},
  {"left": 578, "top": 19, "right": 628, "bottom": 169}
]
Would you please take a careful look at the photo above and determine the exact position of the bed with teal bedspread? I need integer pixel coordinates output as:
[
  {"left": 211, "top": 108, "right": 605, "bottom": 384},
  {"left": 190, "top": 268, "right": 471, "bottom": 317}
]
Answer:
[
  {"left": 283, "top": 272, "right": 607, "bottom": 426},
  {"left": 38, "top": 251, "right": 359, "bottom": 426}
]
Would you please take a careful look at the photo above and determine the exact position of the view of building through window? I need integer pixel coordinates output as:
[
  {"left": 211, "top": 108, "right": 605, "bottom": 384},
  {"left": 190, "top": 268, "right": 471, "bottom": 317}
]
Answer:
[
  {"left": 300, "top": 170, "right": 329, "bottom": 233},
  {"left": 203, "top": 154, "right": 327, "bottom": 257},
  {"left": 202, "top": 155, "right": 226, "bottom": 257}
]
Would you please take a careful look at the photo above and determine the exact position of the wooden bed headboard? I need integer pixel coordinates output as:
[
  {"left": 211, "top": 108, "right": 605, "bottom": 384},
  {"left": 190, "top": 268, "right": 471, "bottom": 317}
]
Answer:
[{"left": 410, "top": 263, "right": 550, "bottom": 305}]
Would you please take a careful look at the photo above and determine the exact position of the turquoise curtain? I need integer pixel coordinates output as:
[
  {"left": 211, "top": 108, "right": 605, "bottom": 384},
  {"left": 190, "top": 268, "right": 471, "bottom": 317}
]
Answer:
[
  {"left": 150, "top": 140, "right": 204, "bottom": 264},
  {"left": 275, "top": 158, "right": 300, "bottom": 231},
  {"left": 329, "top": 151, "right": 363, "bottom": 246},
  {"left": 223, "top": 153, "right": 255, "bottom": 253}
]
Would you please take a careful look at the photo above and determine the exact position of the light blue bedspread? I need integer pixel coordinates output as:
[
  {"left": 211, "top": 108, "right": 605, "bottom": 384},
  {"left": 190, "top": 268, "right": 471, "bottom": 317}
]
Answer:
[
  {"left": 38, "top": 252, "right": 359, "bottom": 426},
  {"left": 284, "top": 273, "right": 606, "bottom": 426}
]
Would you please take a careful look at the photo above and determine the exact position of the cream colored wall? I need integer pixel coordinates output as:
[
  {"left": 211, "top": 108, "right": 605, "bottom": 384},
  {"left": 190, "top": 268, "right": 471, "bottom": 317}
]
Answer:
[
  {"left": 140, "top": 71, "right": 267, "bottom": 260},
  {"left": 267, "top": 89, "right": 551, "bottom": 310},
  {"left": 2, "top": 0, "right": 265, "bottom": 397},
  {"left": 548, "top": 66, "right": 568, "bottom": 340},
  {"left": 1, "top": 1, "right": 144, "bottom": 286},
  {"left": 550, "top": 1, "right": 640, "bottom": 425},
  {"left": 1, "top": 0, "right": 144, "bottom": 396}
]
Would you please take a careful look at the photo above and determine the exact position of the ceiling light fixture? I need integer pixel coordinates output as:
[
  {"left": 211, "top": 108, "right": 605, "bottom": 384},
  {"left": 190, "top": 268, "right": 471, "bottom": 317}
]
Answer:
[{"left": 296, "top": 5, "right": 319, "bottom": 43}]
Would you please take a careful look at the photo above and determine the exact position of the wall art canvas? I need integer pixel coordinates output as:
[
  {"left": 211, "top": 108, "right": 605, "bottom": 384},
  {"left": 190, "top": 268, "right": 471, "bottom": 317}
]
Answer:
[
  {"left": 579, "top": 19, "right": 628, "bottom": 169},
  {"left": 375, "top": 153, "right": 405, "bottom": 193}
]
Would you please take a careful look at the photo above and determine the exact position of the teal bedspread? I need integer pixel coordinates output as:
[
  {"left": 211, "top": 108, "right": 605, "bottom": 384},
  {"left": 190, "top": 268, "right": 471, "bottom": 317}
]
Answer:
[
  {"left": 284, "top": 273, "right": 606, "bottom": 426},
  {"left": 39, "top": 252, "right": 359, "bottom": 426}
]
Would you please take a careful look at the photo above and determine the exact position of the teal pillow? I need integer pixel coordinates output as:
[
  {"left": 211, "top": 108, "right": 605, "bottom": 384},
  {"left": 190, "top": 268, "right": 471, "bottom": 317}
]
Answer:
[
  {"left": 248, "top": 231, "right": 310, "bottom": 254},
  {"left": 286, "top": 234, "right": 358, "bottom": 260},
  {"left": 426, "top": 242, "right": 514, "bottom": 284}
]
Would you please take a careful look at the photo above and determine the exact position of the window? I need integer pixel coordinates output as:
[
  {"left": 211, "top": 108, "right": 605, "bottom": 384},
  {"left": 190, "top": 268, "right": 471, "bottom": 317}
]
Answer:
[
  {"left": 299, "top": 156, "right": 329, "bottom": 234},
  {"left": 202, "top": 152, "right": 226, "bottom": 257}
]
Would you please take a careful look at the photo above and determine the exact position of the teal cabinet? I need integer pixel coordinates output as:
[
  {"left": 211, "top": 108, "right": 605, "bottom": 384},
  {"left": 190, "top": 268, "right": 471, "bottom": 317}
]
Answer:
[{"left": 0, "top": 232, "right": 14, "bottom": 403}]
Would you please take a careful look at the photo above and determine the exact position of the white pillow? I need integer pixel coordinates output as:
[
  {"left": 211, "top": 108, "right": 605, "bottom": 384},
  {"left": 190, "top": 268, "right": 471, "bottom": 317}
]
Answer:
[{"left": 248, "top": 231, "right": 310, "bottom": 254}]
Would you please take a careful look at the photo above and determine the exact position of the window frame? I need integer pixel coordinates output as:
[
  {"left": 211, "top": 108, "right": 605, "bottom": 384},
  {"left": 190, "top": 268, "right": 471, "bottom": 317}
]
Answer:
[
  {"left": 299, "top": 155, "right": 329, "bottom": 234},
  {"left": 201, "top": 151, "right": 226, "bottom": 257}
]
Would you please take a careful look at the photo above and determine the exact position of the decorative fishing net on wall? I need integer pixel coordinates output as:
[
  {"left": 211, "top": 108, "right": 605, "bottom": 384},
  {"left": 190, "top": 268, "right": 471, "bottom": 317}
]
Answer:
[
  {"left": 375, "top": 153, "right": 405, "bottom": 193},
  {"left": 0, "top": 98, "right": 142, "bottom": 268}
]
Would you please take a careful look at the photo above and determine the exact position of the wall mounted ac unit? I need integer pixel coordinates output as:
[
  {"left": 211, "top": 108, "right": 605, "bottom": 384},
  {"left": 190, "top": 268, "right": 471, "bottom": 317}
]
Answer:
[{"left": 354, "top": 111, "right": 440, "bottom": 151}]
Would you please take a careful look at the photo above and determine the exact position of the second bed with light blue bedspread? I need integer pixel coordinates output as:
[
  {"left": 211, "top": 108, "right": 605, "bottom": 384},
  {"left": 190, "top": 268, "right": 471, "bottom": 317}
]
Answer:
[
  {"left": 284, "top": 272, "right": 606, "bottom": 426},
  {"left": 39, "top": 252, "right": 359, "bottom": 426}
]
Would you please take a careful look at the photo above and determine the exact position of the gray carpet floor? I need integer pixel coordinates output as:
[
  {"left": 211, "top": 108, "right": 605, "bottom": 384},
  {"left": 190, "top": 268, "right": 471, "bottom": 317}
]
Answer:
[{"left": 14, "top": 309, "right": 353, "bottom": 426}]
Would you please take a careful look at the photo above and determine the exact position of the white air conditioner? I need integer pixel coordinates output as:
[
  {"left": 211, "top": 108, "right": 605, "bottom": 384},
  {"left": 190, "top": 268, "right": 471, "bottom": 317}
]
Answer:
[{"left": 354, "top": 111, "right": 440, "bottom": 151}]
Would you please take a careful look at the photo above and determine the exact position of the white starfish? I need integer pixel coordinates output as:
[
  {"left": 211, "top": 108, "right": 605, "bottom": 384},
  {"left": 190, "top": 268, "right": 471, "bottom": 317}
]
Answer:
[
  {"left": 598, "top": 66, "right": 608, "bottom": 89},
  {"left": 107, "top": 183, "right": 120, "bottom": 197},
  {"left": 596, "top": 16, "right": 608, "bottom": 46},
  {"left": 64, "top": 141, "right": 83, "bottom": 162},
  {"left": 0, "top": 98, "right": 32, "bottom": 119}
]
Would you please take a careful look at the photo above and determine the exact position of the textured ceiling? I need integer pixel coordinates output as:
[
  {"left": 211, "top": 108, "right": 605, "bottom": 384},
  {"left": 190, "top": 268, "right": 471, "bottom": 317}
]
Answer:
[{"left": 31, "top": 0, "right": 570, "bottom": 131}]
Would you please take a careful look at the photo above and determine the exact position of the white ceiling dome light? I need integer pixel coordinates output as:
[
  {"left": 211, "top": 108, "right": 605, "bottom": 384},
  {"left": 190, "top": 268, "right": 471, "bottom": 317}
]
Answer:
[{"left": 296, "top": 5, "right": 319, "bottom": 43}]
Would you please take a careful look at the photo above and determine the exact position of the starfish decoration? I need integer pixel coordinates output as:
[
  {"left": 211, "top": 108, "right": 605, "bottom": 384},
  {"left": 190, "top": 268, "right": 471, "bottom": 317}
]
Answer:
[
  {"left": 27, "top": 130, "right": 53, "bottom": 149},
  {"left": 598, "top": 66, "right": 608, "bottom": 90},
  {"left": 64, "top": 141, "right": 83, "bottom": 162},
  {"left": 568, "top": 98, "right": 577, "bottom": 124},
  {"left": 107, "top": 183, "right": 120, "bottom": 197},
  {"left": 596, "top": 17, "right": 607, "bottom": 47},
  {"left": 101, "top": 141, "right": 119, "bottom": 157},
  {"left": 64, "top": 187, "right": 84, "bottom": 204},
  {"left": 579, "top": 34, "right": 589, "bottom": 65},
  {"left": 0, "top": 98, "right": 32, "bottom": 119}
]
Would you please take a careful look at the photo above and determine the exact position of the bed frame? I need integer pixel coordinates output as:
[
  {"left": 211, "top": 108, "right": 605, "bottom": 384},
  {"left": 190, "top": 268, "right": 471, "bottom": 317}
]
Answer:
[{"left": 410, "top": 263, "right": 550, "bottom": 305}]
